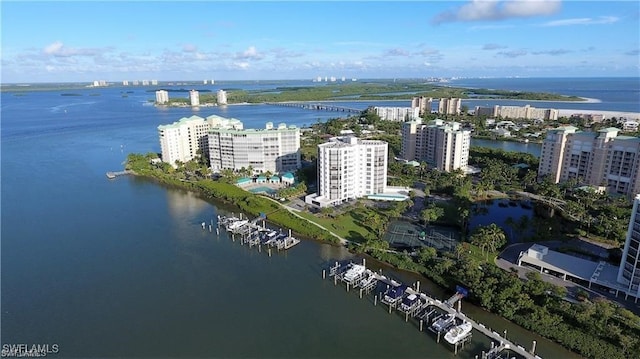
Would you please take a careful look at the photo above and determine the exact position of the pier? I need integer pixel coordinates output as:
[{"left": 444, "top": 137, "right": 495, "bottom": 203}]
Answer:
[
  {"left": 266, "top": 102, "right": 362, "bottom": 114},
  {"left": 326, "top": 259, "right": 541, "bottom": 359},
  {"left": 214, "top": 213, "right": 301, "bottom": 252},
  {"left": 106, "top": 170, "right": 131, "bottom": 179}
]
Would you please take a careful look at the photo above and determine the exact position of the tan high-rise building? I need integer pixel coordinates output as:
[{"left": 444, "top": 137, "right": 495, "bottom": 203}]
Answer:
[
  {"left": 411, "top": 96, "right": 433, "bottom": 115},
  {"left": 538, "top": 126, "right": 640, "bottom": 197},
  {"left": 438, "top": 98, "right": 461, "bottom": 115},
  {"left": 401, "top": 119, "right": 470, "bottom": 172},
  {"left": 208, "top": 119, "right": 300, "bottom": 174}
]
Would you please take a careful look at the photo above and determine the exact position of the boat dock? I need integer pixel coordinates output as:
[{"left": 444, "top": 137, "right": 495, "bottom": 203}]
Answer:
[
  {"left": 324, "top": 259, "right": 542, "bottom": 358},
  {"left": 212, "top": 213, "right": 301, "bottom": 253}
]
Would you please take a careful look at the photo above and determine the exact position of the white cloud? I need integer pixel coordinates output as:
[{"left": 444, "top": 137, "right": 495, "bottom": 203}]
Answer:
[
  {"left": 541, "top": 16, "right": 619, "bottom": 27},
  {"left": 42, "top": 41, "right": 105, "bottom": 57},
  {"left": 433, "top": 0, "right": 561, "bottom": 24},
  {"left": 234, "top": 62, "right": 250, "bottom": 69},
  {"left": 235, "top": 46, "right": 263, "bottom": 60},
  {"left": 182, "top": 44, "right": 198, "bottom": 53}
]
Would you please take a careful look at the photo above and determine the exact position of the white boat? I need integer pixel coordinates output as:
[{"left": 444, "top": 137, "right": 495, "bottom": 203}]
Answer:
[
  {"left": 358, "top": 271, "right": 377, "bottom": 288},
  {"left": 226, "top": 219, "right": 248, "bottom": 231},
  {"left": 430, "top": 313, "right": 456, "bottom": 333},
  {"left": 343, "top": 263, "right": 366, "bottom": 284},
  {"left": 444, "top": 321, "right": 473, "bottom": 345}
]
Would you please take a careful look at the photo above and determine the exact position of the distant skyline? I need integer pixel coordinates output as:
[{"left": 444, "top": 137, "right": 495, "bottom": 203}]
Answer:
[{"left": 1, "top": 1, "right": 639, "bottom": 83}]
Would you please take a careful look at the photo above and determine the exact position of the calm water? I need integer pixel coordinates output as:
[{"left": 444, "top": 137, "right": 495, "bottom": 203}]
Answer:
[
  {"left": 471, "top": 138, "right": 542, "bottom": 157},
  {"left": 1, "top": 85, "right": 586, "bottom": 358}
]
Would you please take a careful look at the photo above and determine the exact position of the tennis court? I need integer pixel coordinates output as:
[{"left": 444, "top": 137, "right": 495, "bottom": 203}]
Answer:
[{"left": 383, "top": 220, "right": 460, "bottom": 252}]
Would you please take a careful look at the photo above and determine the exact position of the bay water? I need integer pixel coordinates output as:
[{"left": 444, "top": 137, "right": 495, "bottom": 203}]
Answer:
[{"left": 0, "top": 82, "right": 603, "bottom": 358}]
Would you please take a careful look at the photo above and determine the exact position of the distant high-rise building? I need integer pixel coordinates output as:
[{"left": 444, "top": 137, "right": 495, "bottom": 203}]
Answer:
[
  {"left": 189, "top": 90, "right": 200, "bottom": 106},
  {"left": 374, "top": 107, "right": 419, "bottom": 122},
  {"left": 618, "top": 194, "right": 640, "bottom": 302},
  {"left": 217, "top": 90, "right": 227, "bottom": 105},
  {"left": 401, "top": 119, "right": 470, "bottom": 172},
  {"left": 203, "top": 80, "right": 208, "bottom": 85},
  {"left": 411, "top": 96, "right": 433, "bottom": 115},
  {"left": 132, "top": 80, "right": 140, "bottom": 86},
  {"left": 305, "top": 136, "right": 388, "bottom": 207},
  {"left": 155, "top": 90, "right": 169, "bottom": 104},
  {"left": 122, "top": 80, "right": 129, "bottom": 86},
  {"left": 151, "top": 80, "right": 158, "bottom": 85},
  {"left": 142, "top": 80, "right": 149, "bottom": 86},
  {"left": 538, "top": 126, "right": 640, "bottom": 197},
  {"left": 438, "top": 98, "right": 461, "bottom": 115}
]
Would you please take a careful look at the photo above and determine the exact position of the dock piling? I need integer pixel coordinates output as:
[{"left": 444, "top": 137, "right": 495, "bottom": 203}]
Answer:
[
  {"left": 323, "top": 269, "right": 326, "bottom": 279},
  {"left": 531, "top": 340, "right": 536, "bottom": 355},
  {"left": 419, "top": 319, "right": 423, "bottom": 331}
]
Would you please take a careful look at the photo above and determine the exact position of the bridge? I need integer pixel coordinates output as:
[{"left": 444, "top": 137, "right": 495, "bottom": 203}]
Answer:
[
  {"left": 327, "top": 259, "right": 542, "bottom": 359},
  {"left": 266, "top": 102, "right": 363, "bottom": 114}
]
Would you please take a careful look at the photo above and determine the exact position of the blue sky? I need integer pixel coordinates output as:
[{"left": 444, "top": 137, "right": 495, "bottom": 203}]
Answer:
[{"left": 1, "top": 1, "right": 639, "bottom": 83}]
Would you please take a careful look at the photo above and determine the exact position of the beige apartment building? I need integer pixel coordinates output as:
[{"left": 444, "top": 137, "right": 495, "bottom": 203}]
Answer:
[
  {"left": 411, "top": 96, "right": 433, "bottom": 115},
  {"left": 208, "top": 121, "right": 300, "bottom": 174},
  {"left": 401, "top": 119, "right": 470, "bottom": 172},
  {"left": 158, "top": 115, "right": 232, "bottom": 167},
  {"left": 538, "top": 126, "right": 640, "bottom": 197},
  {"left": 438, "top": 98, "right": 461, "bottom": 115}
]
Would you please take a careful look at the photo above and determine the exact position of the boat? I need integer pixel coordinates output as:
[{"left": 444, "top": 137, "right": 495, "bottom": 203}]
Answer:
[
  {"left": 400, "top": 293, "right": 419, "bottom": 312},
  {"left": 383, "top": 284, "right": 407, "bottom": 303},
  {"left": 444, "top": 321, "right": 473, "bottom": 345},
  {"left": 343, "top": 263, "right": 366, "bottom": 284},
  {"left": 226, "top": 219, "right": 248, "bottom": 231},
  {"left": 358, "top": 271, "right": 377, "bottom": 288},
  {"left": 430, "top": 313, "right": 456, "bottom": 333}
]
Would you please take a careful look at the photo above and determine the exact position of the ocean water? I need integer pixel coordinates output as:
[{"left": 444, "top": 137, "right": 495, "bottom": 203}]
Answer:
[{"left": 0, "top": 80, "right": 616, "bottom": 358}]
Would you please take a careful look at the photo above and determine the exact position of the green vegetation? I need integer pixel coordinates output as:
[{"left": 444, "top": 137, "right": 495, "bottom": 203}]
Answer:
[
  {"left": 126, "top": 153, "right": 340, "bottom": 243},
  {"left": 224, "top": 80, "right": 584, "bottom": 104}
]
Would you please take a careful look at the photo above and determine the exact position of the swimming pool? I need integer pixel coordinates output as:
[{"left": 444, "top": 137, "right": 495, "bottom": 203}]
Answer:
[{"left": 248, "top": 186, "right": 277, "bottom": 195}]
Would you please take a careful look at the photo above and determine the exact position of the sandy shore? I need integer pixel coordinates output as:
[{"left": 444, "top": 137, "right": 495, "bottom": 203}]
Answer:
[{"left": 557, "top": 108, "right": 640, "bottom": 120}]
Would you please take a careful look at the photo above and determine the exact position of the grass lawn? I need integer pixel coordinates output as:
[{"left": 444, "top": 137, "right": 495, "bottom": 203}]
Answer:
[{"left": 295, "top": 210, "right": 372, "bottom": 242}]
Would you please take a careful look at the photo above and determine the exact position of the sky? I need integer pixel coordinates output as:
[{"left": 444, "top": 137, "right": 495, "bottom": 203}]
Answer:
[{"left": 1, "top": 0, "right": 639, "bottom": 83}]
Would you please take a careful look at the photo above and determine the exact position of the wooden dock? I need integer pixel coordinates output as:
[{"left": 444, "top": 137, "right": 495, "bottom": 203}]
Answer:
[{"left": 326, "top": 259, "right": 542, "bottom": 359}]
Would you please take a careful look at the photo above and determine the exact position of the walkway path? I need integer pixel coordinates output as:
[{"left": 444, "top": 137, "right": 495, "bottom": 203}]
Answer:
[{"left": 261, "top": 196, "right": 350, "bottom": 245}]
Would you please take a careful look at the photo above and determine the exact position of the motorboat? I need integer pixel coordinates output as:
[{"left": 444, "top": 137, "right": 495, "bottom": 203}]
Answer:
[
  {"left": 358, "top": 271, "right": 377, "bottom": 288},
  {"left": 343, "top": 263, "right": 366, "bottom": 284},
  {"left": 444, "top": 321, "right": 473, "bottom": 345},
  {"left": 383, "top": 284, "right": 407, "bottom": 303},
  {"left": 400, "top": 293, "right": 419, "bottom": 311},
  {"left": 430, "top": 313, "right": 456, "bottom": 333}
]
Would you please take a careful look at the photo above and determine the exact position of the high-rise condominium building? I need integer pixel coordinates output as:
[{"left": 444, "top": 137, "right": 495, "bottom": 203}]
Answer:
[
  {"left": 217, "top": 90, "right": 228, "bottom": 105},
  {"left": 538, "top": 126, "right": 640, "bottom": 197},
  {"left": 411, "top": 96, "right": 433, "bottom": 115},
  {"left": 373, "top": 107, "right": 419, "bottom": 122},
  {"left": 438, "top": 98, "right": 461, "bottom": 115},
  {"left": 305, "top": 137, "right": 388, "bottom": 207},
  {"left": 155, "top": 90, "right": 169, "bottom": 104},
  {"left": 158, "top": 115, "right": 223, "bottom": 167},
  {"left": 618, "top": 194, "right": 640, "bottom": 301},
  {"left": 401, "top": 119, "right": 470, "bottom": 172},
  {"left": 189, "top": 90, "right": 200, "bottom": 106},
  {"left": 208, "top": 121, "right": 300, "bottom": 174}
]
